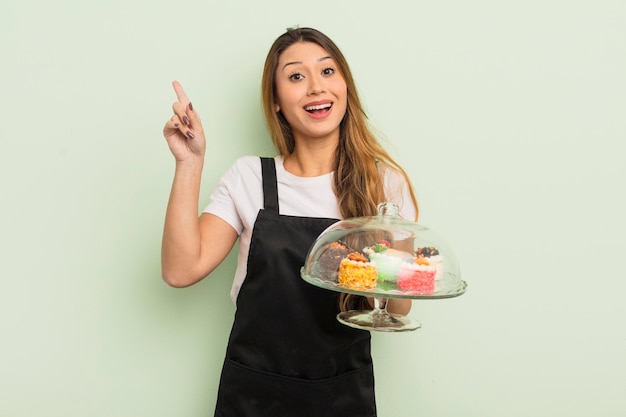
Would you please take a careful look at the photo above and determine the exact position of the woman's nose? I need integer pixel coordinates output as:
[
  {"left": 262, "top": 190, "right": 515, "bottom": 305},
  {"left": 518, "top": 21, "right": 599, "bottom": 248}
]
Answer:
[{"left": 308, "top": 75, "right": 325, "bottom": 95}]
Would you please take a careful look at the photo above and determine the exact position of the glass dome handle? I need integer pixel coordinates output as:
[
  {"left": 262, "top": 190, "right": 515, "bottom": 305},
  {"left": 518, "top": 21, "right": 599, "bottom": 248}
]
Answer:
[{"left": 377, "top": 202, "right": 400, "bottom": 217}]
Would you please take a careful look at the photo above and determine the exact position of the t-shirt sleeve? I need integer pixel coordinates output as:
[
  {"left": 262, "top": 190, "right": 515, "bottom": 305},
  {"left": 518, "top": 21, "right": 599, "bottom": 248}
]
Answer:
[{"left": 203, "top": 162, "right": 245, "bottom": 235}]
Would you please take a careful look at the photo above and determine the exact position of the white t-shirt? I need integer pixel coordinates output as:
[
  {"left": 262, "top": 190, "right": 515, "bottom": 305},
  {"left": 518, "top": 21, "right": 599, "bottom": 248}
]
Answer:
[{"left": 203, "top": 155, "right": 417, "bottom": 303}]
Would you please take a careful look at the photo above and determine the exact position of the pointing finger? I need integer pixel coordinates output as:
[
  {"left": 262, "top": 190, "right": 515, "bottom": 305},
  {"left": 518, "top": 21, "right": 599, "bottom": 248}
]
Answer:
[{"left": 172, "top": 80, "right": 190, "bottom": 107}]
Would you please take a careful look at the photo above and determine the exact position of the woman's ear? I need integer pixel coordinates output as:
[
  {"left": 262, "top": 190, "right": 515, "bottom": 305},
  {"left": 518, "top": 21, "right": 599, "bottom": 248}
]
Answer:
[{"left": 275, "top": 104, "right": 280, "bottom": 112}]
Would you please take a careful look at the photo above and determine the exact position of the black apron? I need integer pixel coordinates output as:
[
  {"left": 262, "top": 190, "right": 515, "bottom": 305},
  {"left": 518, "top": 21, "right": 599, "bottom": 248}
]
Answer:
[{"left": 214, "top": 157, "right": 376, "bottom": 417}]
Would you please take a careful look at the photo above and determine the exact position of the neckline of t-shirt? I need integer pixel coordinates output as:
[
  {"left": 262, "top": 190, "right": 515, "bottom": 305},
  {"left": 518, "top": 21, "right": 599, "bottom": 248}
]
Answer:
[{"left": 274, "top": 155, "right": 334, "bottom": 185}]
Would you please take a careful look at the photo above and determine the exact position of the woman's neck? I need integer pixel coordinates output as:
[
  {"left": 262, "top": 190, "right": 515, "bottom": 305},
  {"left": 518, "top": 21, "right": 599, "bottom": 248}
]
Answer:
[{"left": 282, "top": 142, "right": 337, "bottom": 177}]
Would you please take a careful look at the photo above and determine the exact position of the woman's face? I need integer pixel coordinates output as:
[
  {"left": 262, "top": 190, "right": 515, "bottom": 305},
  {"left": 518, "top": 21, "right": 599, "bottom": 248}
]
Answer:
[{"left": 274, "top": 41, "right": 348, "bottom": 144}]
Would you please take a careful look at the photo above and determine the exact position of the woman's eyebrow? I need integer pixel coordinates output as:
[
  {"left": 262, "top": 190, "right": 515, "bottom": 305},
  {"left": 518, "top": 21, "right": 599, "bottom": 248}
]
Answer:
[{"left": 282, "top": 56, "right": 333, "bottom": 70}]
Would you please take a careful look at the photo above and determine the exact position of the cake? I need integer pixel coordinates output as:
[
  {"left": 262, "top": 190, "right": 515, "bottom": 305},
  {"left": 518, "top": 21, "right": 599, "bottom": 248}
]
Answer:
[
  {"left": 363, "top": 240, "right": 413, "bottom": 284},
  {"left": 416, "top": 246, "right": 439, "bottom": 258},
  {"left": 337, "top": 252, "right": 378, "bottom": 289},
  {"left": 314, "top": 241, "right": 352, "bottom": 281},
  {"left": 416, "top": 246, "right": 444, "bottom": 280},
  {"left": 397, "top": 256, "right": 437, "bottom": 293}
]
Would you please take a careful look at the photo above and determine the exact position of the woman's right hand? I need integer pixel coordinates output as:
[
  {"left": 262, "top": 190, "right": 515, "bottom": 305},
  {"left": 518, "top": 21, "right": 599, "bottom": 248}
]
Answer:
[
  {"left": 163, "top": 80, "right": 206, "bottom": 163},
  {"left": 161, "top": 81, "right": 236, "bottom": 287}
]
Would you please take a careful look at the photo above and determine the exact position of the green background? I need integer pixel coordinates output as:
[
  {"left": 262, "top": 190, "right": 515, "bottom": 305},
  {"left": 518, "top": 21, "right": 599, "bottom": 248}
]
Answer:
[{"left": 1, "top": 0, "right": 625, "bottom": 416}]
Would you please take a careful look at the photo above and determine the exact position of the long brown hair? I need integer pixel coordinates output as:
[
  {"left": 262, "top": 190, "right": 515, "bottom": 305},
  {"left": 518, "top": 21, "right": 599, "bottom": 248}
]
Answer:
[{"left": 261, "top": 27, "right": 419, "bottom": 310}]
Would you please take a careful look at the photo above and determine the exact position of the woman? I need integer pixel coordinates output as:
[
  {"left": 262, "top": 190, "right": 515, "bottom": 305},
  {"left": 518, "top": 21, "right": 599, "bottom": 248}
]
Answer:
[{"left": 162, "top": 27, "right": 418, "bottom": 417}]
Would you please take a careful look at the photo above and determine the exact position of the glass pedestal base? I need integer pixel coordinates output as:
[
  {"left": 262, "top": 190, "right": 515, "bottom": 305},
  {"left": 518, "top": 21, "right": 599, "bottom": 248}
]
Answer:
[
  {"left": 336, "top": 297, "right": 421, "bottom": 332},
  {"left": 337, "top": 309, "right": 421, "bottom": 332}
]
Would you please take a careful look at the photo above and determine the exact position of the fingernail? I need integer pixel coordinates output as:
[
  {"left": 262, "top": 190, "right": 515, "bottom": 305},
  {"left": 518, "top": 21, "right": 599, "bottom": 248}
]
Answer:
[
  {"left": 189, "top": 102, "right": 194, "bottom": 111},
  {"left": 174, "top": 123, "right": 180, "bottom": 128},
  {"left": 186, "top": 130, "right": 195, "bottom": 139},
  {"left": 183, "top": 116, "right": 190, "bottom": 125}
]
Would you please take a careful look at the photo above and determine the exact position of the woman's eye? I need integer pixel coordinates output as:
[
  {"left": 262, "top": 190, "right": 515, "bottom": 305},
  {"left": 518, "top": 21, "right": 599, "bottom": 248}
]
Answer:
[
  {"left": 322, "top": 67, "right": 335, "bottom": 76},
  {"left": 289, "top": 73, "right": 304, "bottom": 81}
]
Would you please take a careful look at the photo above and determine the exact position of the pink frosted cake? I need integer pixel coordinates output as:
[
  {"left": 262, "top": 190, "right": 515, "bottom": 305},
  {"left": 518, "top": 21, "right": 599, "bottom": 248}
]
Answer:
[
  {"left": 397, "top": 256, "right": 437, "bottom": 293},
  {"left": 397, "top": 247, "right": 443, "bottom": 293}
]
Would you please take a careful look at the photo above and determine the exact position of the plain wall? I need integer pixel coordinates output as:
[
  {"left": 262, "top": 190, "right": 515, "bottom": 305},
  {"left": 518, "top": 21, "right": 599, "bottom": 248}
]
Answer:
[{"left": 1, "top": 0, "right": 625, "bottom": 416}]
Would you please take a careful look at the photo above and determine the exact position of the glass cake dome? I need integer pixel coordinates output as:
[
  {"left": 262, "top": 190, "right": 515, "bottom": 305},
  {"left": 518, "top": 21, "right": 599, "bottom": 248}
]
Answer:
[{"left": 300, "top": 202, "right": 467, "bottom": 332}]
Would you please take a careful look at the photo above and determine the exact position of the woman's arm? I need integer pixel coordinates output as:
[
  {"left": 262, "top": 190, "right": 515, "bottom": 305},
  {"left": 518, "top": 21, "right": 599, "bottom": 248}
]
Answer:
[
  {"left": 160, "top": 81, "right": 238, "bottom": 287},
  {"left": 161, "top": 176, "right": 238, "bottom": 287},
  {"left": 385, "top": 298, "right": 412, "bottom": 315}
]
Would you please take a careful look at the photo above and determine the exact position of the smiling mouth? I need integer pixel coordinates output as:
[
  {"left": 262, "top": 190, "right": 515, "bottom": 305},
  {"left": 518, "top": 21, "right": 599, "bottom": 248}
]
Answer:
[{"left": 305, "top": 103, "right": 333, "bottom": 113}]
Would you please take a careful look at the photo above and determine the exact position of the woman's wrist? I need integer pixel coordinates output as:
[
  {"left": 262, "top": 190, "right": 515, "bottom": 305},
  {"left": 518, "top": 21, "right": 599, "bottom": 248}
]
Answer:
[{"left": 174, "top": 156, "right": 204, "bottom": 174}]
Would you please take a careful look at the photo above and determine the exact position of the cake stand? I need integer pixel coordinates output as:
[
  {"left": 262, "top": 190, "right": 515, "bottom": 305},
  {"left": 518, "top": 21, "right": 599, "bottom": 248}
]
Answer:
[{"left": 300, "top": 202, "right": 467, "bottom": 332}]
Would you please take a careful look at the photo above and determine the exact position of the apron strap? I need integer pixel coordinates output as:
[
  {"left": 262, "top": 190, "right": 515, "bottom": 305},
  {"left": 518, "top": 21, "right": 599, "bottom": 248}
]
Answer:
[{"left": 260, "top": 157, "right": 279, "bottom": 214}]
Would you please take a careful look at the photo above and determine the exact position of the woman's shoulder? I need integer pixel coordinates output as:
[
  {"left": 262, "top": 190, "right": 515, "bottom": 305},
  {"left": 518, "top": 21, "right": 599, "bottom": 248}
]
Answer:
[
  {"left": 230, "top": 155, "right": 262, "bottom": 170},
  {"left": 228, "top": 155, "right": 281, "bottom": 172},
  {"left": 378, "top": 162, "right": 406, "bottom": 183},
  {"left": 219, "top": 155, "right": 268, "bottom": 180}
]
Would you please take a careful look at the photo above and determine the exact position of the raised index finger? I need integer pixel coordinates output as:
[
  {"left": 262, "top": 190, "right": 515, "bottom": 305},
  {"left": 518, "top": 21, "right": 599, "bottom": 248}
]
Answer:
[{"left": 172, "top": 80, "right": 190, "bottom": 107}]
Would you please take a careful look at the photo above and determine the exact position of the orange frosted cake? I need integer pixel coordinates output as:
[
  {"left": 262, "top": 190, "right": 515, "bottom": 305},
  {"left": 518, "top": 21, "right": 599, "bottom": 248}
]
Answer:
[{"left": 337, "top": 252, "right": 378, "bottom": 289}]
